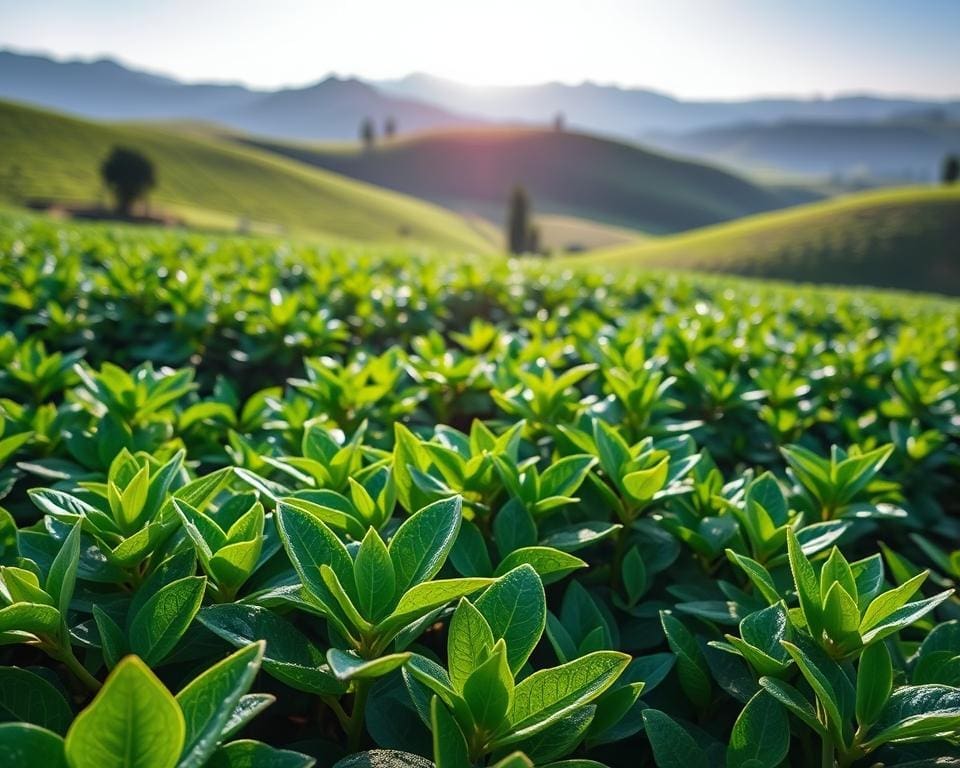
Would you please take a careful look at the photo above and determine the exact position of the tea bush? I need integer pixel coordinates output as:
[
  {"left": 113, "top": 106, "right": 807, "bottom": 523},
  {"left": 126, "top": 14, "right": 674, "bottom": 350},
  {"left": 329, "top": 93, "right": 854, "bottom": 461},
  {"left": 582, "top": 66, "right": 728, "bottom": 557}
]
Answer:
[{"left": 0, "top": 213, "right": 959, "bottom": 767}]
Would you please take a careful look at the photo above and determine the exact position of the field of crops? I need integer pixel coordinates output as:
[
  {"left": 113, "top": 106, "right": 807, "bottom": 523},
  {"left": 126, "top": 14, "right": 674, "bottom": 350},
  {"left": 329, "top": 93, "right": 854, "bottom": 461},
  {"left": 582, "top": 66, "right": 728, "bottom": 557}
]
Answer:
[{"left": 1, "top": 211, "right": 959, "bottom": 768}]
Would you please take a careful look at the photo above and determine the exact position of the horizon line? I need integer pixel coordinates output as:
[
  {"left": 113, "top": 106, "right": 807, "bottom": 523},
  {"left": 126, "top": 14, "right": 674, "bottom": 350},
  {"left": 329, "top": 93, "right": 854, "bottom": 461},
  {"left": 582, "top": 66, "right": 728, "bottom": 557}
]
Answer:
[{"left": 3, "top": 45, "right": 960, "bottom": 105}]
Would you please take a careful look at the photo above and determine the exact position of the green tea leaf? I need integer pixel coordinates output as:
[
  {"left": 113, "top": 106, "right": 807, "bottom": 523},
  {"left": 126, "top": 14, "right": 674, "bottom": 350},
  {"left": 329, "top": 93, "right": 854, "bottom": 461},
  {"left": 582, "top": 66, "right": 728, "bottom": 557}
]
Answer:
[
  {"left": 389, "top": 496, "right": 462, "bottom": 593},
  {"left": 660, "top": 612, "right": 712, "bottom": 710},
  {"left": 448, "top": 598, "right": 495, "bottom": 693},
  {"left": 0, "top": 667, "right": 73, "bottom": 734},
  {"left": 641, "top": 709, "right": 708, "bottom": 768},
  {"left": 354, "top": 528, "right": 396, "bottom": 622},
  {"left": 476, "top": 565, "right": 546, "bottom": 674},
  {"left": 0, "top": 723, "right": 67, "bottom": 768},
  {"left": 430, "top": 697, "right": 470, "bottom": 768},
  {"left": 176, "top": 642, "right": 266, "bottom": 768},
  {"left": 463, "top": 639, "right": 513, "bottom": 733},
  {"left": 128, "top": 575, "right": 206, "bottom": 666},
  {"left": 499, "top": 651, "right": 629, "bottom": 743},
  {"left": 856, "top": 641, "right": 892, "bottom": 729},
  {"left": 65, "top": 656, "right": 184, "bottom": 768},
  {"left": 726, "top": 691, "right": 789, "bottom": 768},
  {"left": 327, "top": 648, "right": 411, "bottom": 681}
]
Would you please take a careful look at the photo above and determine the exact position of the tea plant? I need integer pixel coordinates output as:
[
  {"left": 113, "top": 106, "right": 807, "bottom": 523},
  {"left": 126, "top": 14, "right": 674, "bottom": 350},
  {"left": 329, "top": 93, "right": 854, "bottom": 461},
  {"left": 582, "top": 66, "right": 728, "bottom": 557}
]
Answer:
[{"left": 0, "top": 212, "right": 959, "bottom": 766}]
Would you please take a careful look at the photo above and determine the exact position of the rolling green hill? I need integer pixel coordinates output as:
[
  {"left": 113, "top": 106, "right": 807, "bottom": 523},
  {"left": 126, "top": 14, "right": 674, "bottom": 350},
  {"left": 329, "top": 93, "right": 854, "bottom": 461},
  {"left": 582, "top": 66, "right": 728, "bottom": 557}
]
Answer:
[
  {"left": 585, "top": 186, "right": 960, "bottom": 295},
  {"left": 239, "top": 126, "right": 805, "bottom": 235},
  {"left": 0, "top": 99, "right": 495, "bottom": 251}
]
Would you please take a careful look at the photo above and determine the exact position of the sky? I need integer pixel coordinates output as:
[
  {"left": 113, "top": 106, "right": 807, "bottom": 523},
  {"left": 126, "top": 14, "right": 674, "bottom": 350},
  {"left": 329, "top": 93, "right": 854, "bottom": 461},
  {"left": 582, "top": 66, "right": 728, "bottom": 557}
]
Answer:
[{"left": 1, "top": 0, "right": 958, "bottom": 99}]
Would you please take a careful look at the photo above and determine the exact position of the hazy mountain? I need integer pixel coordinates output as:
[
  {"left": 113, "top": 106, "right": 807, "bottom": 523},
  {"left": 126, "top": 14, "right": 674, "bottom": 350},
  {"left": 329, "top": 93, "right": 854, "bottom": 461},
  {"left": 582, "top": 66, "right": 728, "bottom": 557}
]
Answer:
[
  {"left": 3, "top": 50, "right": 959, "bottom": 143},
  {"left": 643, "top": 118, "right": 960, "bottom": 181},
  {"left": 0, "top": 50, "right": 256, "bottom": 119},
  {"left": 222, "top": 77, "right": 474, "bottom": 141},
  {"left": 377, "top": 73, "right": 960, "bottom": 136},
  {"left": 0, "top": 50, "right": 473, "bottom": 140}
]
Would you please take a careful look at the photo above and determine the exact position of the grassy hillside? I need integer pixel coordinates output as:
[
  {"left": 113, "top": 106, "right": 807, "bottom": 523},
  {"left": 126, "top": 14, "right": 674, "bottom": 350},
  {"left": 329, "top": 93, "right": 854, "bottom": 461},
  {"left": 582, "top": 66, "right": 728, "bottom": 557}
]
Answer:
[
  {"left": 0, "top": 99, "right": 495, "bottom": 251},
  {"left": 586, "top": 186, "right": 960, "bottom": 295},
  {"left": 240, "top": 126, "right": 802, "bottom": 235}
]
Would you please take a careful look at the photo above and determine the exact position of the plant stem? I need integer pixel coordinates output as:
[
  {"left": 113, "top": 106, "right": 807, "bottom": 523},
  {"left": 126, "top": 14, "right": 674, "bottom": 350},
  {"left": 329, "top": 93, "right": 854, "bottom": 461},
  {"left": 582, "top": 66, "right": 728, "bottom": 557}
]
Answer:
[
  {"left": 56, "top": 644, "right": 102, "bottom": 692},
  {"left": 347, "top": 679, "right": 371, "bottom": 752},
  {"left": 821, "top": 734, "right": 834, "bottom": 768},
  {"left": 610, "top": 521, "right": 629, "bottom": 589},
  {"left": 323, "top": 695, "right": 351, "bottom": 732}
]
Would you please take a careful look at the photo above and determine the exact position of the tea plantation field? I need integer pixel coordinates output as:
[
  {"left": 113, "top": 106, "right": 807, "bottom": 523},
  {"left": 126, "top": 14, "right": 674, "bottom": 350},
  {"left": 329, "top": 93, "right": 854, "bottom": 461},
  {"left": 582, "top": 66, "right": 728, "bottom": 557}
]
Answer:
[{"left": 1, "top": 211, "right": 959, "bottom": 768}]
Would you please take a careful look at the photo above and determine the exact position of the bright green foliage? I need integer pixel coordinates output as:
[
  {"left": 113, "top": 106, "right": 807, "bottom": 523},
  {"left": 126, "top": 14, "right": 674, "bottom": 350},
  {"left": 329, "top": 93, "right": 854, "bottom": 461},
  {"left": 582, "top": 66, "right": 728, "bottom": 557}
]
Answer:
[
  {"left": 0, "top": 212, "right": 959, "bottom": 768},
  {"left": 405, "top": 587, "right": 631, "bottom": 762}
]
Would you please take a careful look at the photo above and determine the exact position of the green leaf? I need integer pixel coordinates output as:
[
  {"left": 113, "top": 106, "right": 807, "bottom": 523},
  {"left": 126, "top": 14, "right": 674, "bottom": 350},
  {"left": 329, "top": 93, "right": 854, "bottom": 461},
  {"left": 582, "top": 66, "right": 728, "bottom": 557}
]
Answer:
[
  {"left": 198, "top": 605, "right": 345, "bottom": 696},
  {"left": 430, "top": 697, "right": 470, "bottom": 768},
  {"left": 388, "top": 496, "right": 462, "bottom": 594},
  {"left": 758, "top": 677, "right": 825, "bottom": 737},
  {"left": 495, "top": 547, "right": 586, "bottom": 586},
  {"left": 0, "top": 667, "right": 73, "bottom": 734},
  {"left": 447, "top": 598, "right": 495, "bottom": 694},
  {"left": 0, "top": 508, "right": 17, "bottom": 566},
  {"left": 726, "top": 551, "right": 780, "bottom": 605},
  {"left": 864, "top": 684, "right": 960, "bottom": 749},
  {"left": 320, "top": 564, "right": 371, "bottom": 638},
  {"left": 622, "top": 458, "right": 668, "bottom": 504},
  {"left": 449, "top": 520, "right": 493, "bottom": 577},
  {"left": 0, "top": 723, "right": 67, "bottom": 768},
  {"left": 0, "top": 602, "right": 61, "bottom": 637},
  {"left": 860, "top": 590, "right": 953, "bottom": 645},
  {"left": 498, "top": 651, "right": 629, "bottom": 743},
  {"left": 377, "top": 578, "right": 494, "bottom": 638},
  {"left": 856, "top": 641, "right": 892, "bottom": 729},
  {"left": 592, "top": 421, "right": 630, "bottom": 480},
  {"left": 206, "top": 739, "right": 316, "bottom": 768},
  {"left": 327, "top": 649, "right": 411, "bottom": 681},
  {"left": 726, "top": 691, "right": 789, "bottom": 768},
  {"left": 859, "top": 571, "right": 927, "bottom": 633},
  {"left": 493, "top": 499, "right": 538, "bottom": 558},
  {"left": 476, "top": 565, "right": 546, "bottom": 674},
  {"left": 128, "top": 575, "right": 206, "bottom": 666},
  {"left": 621, "top": 547, "right": 647, "bottom": 605},
  {"left": 489, "top": 753, "right": 534, "bottom": 768},
  {"left": 118, "top": 464, "right": 150, "bottom": 531},
  {"left": 780, "top": 641, "right": 846, "bottom": 743},
  {"left": 176, "top": 642, "right": 265, "bottom": 768},
  {"left": 539, "top": 455, "right": 596, "bottom": 500},
  {"left": 660, "top": 612, "right": 712, "bottom": 710},
  {"left": 221, "top": 694, "right": 275, "bottom": 741},
  {"left": 64, "top": 656, "right": 185, "bottom": 768},
  {"left": 640, "top": 709, "right": 708, "bottom": 768},
  {"left": 354, "top": 528, "right": 396, "bottom": 622},
  {"left": 463, "top": 639, "right": 513, "bottom": 733},
  {"left": 276, "top": 500, "right": 356, "bottom": 611},
  {"left": 46, "top": 522, "right": 81, "bottom": 620},
  {"left": 786, "top": 529, "right": 822, "bottom": 640},
  {"left": 822, "top": 582, "right": 861, "bottom": 649},
  {"left": 725, "top": 603, "right": 791, "bottom": 676},
  {"left": 820, "top": 547, "right": 857, "bottom": 604}
]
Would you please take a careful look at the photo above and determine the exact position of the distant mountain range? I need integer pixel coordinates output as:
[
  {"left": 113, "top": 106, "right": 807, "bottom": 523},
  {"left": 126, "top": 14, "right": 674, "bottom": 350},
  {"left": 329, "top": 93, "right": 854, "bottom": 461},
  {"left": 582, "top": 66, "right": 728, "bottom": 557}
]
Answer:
[
  {"left": 376, "top": 73, "right": 960, "bottom": 136},
  {"left": 2, "top": 49, "right": 959, "bottom": 179},
  {"left": 0, "top": 50, "right": 474, "bottom": 141},
  {"left": 4, "top": 50, "right": 960, "bottom": 139},
  {"left": 644, "top": 118, "right": 960, "bottom": 182}
]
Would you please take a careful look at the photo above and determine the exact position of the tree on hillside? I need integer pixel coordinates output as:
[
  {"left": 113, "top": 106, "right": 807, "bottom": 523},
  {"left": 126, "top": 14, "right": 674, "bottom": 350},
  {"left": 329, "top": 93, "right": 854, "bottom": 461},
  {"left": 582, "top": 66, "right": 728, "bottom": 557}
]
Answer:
[
  {"left": 384, "top": 116, "right": 397, "bottom": 139},
  {"left": 360, "top": 118, "right": 376, "bottom": 150},
  {"left": 944, "top": 154, "right": 960, "bottom": 184},
  {"left": 507, "top": 185, "right": 541, "bottom": 254},
  {"left": 100, "top": 146, "right": 155, "bottom": 217}
]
